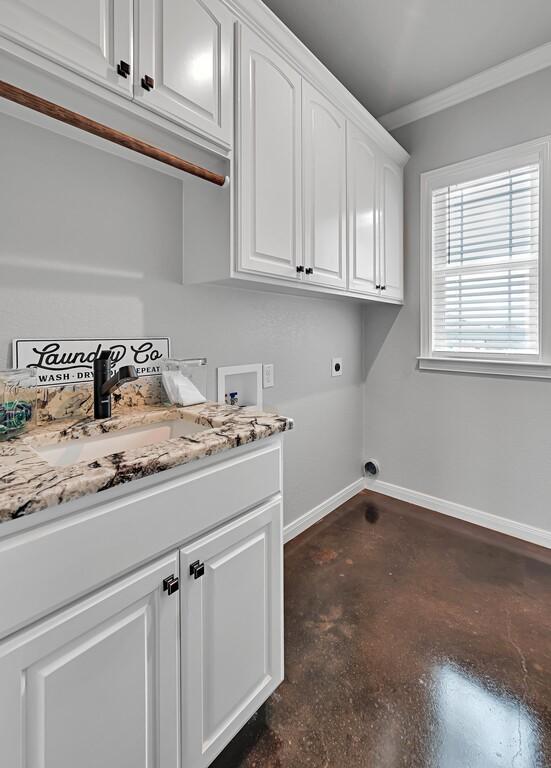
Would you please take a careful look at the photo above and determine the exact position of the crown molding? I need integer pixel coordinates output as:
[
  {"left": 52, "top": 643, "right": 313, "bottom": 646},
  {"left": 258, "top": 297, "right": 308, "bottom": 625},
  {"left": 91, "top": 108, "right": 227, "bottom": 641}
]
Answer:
[{"left": 378, "top": 41, "right": 551, "bottom": 131}]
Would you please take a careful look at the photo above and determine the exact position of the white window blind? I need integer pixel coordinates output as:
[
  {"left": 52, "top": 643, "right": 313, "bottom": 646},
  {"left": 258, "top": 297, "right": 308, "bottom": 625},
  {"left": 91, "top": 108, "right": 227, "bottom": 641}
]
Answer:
[{"left": 431, "top": 163, "right": 540, "bottom": 356}]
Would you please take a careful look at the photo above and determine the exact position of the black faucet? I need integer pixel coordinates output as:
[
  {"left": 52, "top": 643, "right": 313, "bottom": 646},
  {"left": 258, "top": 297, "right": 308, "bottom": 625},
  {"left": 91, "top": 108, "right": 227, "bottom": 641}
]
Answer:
[{"left": 93, "top": 350, "right": 138, "bottom": 419}]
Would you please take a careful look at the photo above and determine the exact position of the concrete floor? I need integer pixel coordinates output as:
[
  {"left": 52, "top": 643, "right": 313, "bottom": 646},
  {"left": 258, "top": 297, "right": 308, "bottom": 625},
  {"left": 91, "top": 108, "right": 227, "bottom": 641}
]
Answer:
[{"left": 213, "top": 490, "right": 551, "bottom": 768}]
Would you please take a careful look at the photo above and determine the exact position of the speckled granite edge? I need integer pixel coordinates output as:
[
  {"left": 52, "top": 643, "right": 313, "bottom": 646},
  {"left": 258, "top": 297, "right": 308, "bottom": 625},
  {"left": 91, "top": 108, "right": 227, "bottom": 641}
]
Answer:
[{"left": 0, "top": 403, "right": 292, "bottom": 522}]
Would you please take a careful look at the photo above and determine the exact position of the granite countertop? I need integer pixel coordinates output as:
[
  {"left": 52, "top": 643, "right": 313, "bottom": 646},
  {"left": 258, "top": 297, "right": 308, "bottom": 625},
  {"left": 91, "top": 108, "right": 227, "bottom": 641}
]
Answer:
[{"left": 0, "top": 403, "right": 292, "bottom": 523}]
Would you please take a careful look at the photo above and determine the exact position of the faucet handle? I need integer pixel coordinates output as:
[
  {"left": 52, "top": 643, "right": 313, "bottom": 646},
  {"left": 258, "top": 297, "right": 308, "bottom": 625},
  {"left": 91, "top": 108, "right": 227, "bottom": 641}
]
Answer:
[{"left": 118, "top": 365, "right": 139, "bottom": 385}]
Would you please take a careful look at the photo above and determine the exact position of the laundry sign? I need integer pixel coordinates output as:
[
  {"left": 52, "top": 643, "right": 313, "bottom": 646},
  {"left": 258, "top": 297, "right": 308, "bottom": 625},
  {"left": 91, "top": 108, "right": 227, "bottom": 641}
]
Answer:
[{"left": 13, "top": 338, "right": 171, "bottom": 386}]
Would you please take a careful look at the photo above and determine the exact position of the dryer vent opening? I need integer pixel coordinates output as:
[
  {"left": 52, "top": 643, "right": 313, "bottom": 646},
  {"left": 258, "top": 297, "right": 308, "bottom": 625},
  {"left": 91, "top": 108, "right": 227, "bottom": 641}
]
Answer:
[{"left": 364, "top": 460, "right": 380, "bottom": 477}]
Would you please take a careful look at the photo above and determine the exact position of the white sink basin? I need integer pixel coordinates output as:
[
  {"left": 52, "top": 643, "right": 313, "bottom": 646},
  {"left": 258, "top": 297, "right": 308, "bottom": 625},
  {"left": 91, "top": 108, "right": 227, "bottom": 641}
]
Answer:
[{"left": 33, "top": 419, "right": 206, "bottom": 467}]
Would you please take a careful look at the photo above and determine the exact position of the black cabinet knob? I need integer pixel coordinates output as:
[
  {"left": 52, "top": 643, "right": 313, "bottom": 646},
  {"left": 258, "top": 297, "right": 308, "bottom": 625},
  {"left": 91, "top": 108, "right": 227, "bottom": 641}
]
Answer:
[
  {"left": 375, "top": 284, "right": 381, "bottom": 289},
  {"left": 296, "top": 265, "right": 304, "bottom": 273},
  {"left": 305, "top": 267, "right": 313, "bottom": 275},
  {"left": 141, "top": 74, "right": 154, "bottom": 91},
  {"left": 190, "top": 560, "right": 205, "bottom": 579},
  {"left": 381, "top": 285, "right": 387, "bottom": 291},
  {"left": 117, "top": 60, "right": 131, "bottom": 78},
  {"left": 163, "top": 575, "right": 179, "bottom": 595}
]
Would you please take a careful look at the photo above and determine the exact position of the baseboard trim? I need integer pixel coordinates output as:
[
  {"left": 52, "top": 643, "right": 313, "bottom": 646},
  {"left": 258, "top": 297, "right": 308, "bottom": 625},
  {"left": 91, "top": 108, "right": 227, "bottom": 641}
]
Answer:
[
  {"left": 365, "top": 479, "right": 551, "bottom": 550},
  {"left": 283, "top": 479, "right": 364, "bottom": 543}
]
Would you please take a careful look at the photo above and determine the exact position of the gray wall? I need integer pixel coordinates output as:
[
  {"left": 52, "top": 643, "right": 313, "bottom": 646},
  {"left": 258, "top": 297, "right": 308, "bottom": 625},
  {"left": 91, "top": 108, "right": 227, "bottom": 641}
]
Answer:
[
  {"left": 364, "top": 67, "right": 551, "bottom": 533},
  {"left": 0, "top": 113, "right": 364, "bottom": 528}
]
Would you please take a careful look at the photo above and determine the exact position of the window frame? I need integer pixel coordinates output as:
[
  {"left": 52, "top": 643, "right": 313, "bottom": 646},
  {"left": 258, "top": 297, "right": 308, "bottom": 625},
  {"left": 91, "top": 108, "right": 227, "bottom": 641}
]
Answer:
[{"left": 419, "top": 137, "right": 551, "bottom": 378}]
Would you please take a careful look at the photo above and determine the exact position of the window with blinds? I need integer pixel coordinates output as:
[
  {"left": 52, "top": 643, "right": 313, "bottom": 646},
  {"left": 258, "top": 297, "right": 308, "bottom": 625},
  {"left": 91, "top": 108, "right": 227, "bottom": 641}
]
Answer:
[{"left": 431, "top": 163, "right": 540, "bottom": 357}]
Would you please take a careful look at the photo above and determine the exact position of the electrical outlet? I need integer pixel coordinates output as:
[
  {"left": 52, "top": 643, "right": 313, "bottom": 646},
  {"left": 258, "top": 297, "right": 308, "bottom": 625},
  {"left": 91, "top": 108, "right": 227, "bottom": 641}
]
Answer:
[
  {"left": 331, "top": 357, "right": 343, "bottom": 377},
  {"left": 263, "top": 363, "right": 274, "bottom": 388}
]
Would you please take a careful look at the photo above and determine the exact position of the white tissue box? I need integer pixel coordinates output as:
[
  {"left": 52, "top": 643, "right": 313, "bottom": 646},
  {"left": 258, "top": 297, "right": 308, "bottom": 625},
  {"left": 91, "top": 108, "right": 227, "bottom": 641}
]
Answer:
[{"left": 161, "top": 358, "right": 207, "bottom": 406}]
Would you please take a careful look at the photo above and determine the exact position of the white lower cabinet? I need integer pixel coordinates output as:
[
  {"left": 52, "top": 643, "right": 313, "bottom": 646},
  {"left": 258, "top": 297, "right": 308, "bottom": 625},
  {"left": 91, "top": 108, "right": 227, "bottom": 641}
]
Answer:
[
  {"left": 0, "top": 553, "right": 180, "bottom": 768},
  {"left": 180, "top": 498, "right": 284, "bottom": 768},
  {"left": 0, "top": 444, "right": 284, "bottom": 768}
]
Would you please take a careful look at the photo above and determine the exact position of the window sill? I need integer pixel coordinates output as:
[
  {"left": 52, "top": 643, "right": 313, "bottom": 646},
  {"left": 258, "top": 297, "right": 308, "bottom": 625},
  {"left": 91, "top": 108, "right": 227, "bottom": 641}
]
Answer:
[{"left": 417, "top": 356, "right": 551, "bottom": 379}]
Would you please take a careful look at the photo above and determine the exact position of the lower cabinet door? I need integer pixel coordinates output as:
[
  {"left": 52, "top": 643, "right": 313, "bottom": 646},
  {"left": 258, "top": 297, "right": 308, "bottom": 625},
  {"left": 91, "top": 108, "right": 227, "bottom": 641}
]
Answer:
[
  {"left": 0, "top": 553, "right": 180, "bottom": 768},
  {"left": 180, "top": 498, "right": 284, "bottom": 768}
]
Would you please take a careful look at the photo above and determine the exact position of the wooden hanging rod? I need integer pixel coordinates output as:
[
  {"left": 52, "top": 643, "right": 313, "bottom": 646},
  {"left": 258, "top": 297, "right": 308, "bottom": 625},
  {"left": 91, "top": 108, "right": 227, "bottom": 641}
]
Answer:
[{"left": 0, "top": 80, "right": 227, "bottom": 187}]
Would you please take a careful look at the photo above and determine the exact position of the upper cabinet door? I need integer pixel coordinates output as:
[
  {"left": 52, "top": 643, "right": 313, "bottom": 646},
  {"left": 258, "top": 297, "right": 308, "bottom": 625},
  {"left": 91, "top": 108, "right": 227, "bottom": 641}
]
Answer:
[
  {"left": 379, "top": 158, "right": 404, "bottom": 301},
  {"left": 302, "top": 82, "right": 347, "bottom": 289},
  {"left": 237, "top": 26, "right": 302, "bottom": 280},
  {"left": 347, "top": 121, "right": 380, "bottom": 296},
  {"left": 136, "top": 0, "right": 233, "bottom": 145},
  {"left": 0, "top": 554, "right": 180, "bottom": 768},
  {"left": 0, "top": 0, "right": 133, "bottom": 96},
  {"left": 180, "top": 499, "right": 283, "bottom": 768}
]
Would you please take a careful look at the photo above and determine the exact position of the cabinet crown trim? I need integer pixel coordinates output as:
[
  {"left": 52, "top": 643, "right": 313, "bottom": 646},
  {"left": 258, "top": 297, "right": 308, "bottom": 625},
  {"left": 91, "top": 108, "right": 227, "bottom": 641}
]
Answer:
[{"left": 224, "top": 0, "right": 409, "bottom": 166}]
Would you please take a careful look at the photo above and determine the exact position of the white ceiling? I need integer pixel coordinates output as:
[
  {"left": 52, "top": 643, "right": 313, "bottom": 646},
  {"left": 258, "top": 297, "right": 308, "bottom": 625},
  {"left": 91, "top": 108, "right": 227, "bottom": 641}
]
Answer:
[{"left": 261, "top": 0, "right": 551, "bottom": 117}]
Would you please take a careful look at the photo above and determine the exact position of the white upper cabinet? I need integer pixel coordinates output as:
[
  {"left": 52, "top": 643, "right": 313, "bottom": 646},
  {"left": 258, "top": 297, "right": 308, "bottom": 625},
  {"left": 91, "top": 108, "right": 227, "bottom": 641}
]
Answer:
[
  {"left": 234, "top": 38, "right": 403, "bottom": 299},
  {"left": 302, "top": 82, "right": 347, "bottom": 289},
  {"left": 379, "top": 158, "right": 404, "bottom": 301},
  {"left": 0, "top": 0, "right": 234, "bottom": 143},
  {"left": 180, "top": 499, "right": 283, "bottom": 768},
  {"left": 0, "top": 0, "right": 133, "bottom": 96},
  {"left": 237, "top": 26, "right": 302, "bottom": 280},
  {"left": 347, "top": 123, "right": 404, "bottom": 301},
  {"left": 0, "top": 1, "right": 406, "bottom": 299},
  {"left": 136, "top": 0, "right": 233, "bottom": 144},
  {"left": 0, "top": 554, "right": 180, "bottom": 768},
  {"left": 347, "top": 121, "right": 380, "bottom": 296}
]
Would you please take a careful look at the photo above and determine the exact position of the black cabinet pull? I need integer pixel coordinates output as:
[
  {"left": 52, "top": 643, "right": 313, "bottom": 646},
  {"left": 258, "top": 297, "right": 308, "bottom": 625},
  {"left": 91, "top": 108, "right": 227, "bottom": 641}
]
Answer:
[
  {"left": 190, "top": 560, "right": 205, "bottom": 579},
  {"left": 305, "top": 267, "right": 313, "bottom": 275},
  {"left": 381, "top": 285, "right": 387, "bottom": 291},
  {"left": 296, "top": 265, "right": 304, "bottom": 273},
  {"left": 117, "top": 60, "right": 131, "bottom": 78},
  {"left": 163, "top": 575, "right": 179, "bottom": 595},
  {"left": 375, "top": 284, "right": 381, "bottom": 289},
  {"left": 141, "top": 75, "right": 154, "bottom": 91}
]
